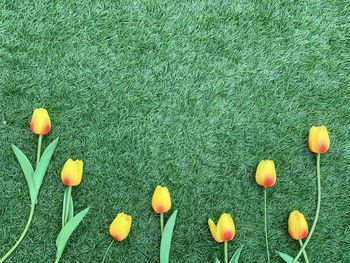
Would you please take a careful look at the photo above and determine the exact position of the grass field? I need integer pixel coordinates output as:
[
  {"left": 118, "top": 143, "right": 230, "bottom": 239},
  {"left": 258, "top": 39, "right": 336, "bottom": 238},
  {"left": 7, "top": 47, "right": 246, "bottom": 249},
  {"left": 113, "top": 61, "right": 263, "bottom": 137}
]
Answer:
[{"left": 0, "top": 0, "right": 349, "bottom": 262}]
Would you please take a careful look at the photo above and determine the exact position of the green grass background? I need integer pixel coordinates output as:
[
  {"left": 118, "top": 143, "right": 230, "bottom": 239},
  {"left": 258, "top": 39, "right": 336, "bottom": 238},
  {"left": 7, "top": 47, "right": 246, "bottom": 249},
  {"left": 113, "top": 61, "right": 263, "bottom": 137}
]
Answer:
[{"left": 0, "top": 0, "right": 349, "bottom": 262}]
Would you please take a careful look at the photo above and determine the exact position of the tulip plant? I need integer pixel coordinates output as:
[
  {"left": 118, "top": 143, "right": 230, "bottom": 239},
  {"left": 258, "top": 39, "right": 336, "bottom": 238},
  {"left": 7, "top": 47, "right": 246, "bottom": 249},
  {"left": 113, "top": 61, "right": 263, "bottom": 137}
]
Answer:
[
  {"left": 256, "top": 160, "right": 276, "bottom": 263},
  {"left": 54, "top": 159, "right": 90, "bottom": 263},
  {"left": 0, "top": 108, "right": 59, "bottom": 263},
  {"left": 208, "top": 213, "right": 243, "bottom": 263},
  {"left": 102, "top": 212, "right": 132, "bottom": 263},
  {"left": 152, "top": 185, "right": 178, "bottom": 263}
]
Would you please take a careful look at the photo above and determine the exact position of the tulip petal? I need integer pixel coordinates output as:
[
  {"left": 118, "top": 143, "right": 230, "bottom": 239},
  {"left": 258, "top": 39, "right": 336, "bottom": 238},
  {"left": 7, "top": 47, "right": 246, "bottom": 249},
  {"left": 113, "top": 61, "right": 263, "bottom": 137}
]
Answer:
[
  {"left": 208, "top": 218, "right": 223, "bottom": 243},
  {"left": 217, "top": 213, "right": 235, "bottom": 241}
]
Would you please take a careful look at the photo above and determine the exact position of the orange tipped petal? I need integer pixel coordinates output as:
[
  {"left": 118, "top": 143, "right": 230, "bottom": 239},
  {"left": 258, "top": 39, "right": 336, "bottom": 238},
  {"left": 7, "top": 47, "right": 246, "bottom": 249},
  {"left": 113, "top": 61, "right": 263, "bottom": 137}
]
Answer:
[{"left": 217, "top": 213, "right": 235, "bottom": 241}]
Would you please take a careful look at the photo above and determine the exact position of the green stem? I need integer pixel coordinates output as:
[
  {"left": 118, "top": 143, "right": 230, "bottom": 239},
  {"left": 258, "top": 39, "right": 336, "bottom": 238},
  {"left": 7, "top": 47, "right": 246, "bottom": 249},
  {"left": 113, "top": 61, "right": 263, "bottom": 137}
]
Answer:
[
  {"left": 224, "top": 241, "right": 228, "bottom": 263},
  {"left": 160, "top": 213, "right": 164, "bottom": 235},
  {"left": 101, "top": 240, "right": 114, "bottom": 263},
  {"left": 0, "top": 204, "right": 35, "bottom": 263},
  {"left": 299, "top": 240, "right": 310, "bottom": 263},
  {"left": 292, "top": 153, "right": 321, "bottom": 263},
  {"left": 64, "top": 186, "right": 72, "bottom": 225},
  {"left": 36, "top": 134, "right": 43, "bottom": 167},
  {"left": 264, "top": 187, "right": 271, "bottom": 263},
  {"left": 54, "top": 258, "right": 59, "bottom": 263},
  {"left": 34, "top": 134, "right": 43, "bottom": 205}
]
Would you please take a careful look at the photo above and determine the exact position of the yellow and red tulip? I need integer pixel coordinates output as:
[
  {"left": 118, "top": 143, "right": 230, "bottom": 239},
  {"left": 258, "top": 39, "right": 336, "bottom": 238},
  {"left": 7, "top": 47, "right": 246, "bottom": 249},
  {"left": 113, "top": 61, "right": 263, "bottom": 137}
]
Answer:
[
  {"left": 288, "top": 210, "right": 309, "bottom": 240},
  {"left": 30, "top": 108, "right": 51, "bottom": 135},
  {"left": 152, "top": 185, "right": 171, "bottom": 214},
  {"left": 308, "top": 125, "right": 330, "bottom": 154},
  {"left": 208, "top": 213, "right": 236, "bottom": 243},
  {"left": 61, "top": 159, "right": 84, "bottom": 186},
  {"left": 109, "top": 212, "right": 132, "bottom": 241},
  {"left": 256, "top": 160, "right": 276, "bottom": 187}
]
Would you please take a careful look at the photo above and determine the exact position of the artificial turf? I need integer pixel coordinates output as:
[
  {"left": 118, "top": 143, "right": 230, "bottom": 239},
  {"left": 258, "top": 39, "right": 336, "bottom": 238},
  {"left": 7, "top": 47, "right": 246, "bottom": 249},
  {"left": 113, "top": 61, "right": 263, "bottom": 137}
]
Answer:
[{"left": 0, "top": 0, "right": 349, "bottom": 262}]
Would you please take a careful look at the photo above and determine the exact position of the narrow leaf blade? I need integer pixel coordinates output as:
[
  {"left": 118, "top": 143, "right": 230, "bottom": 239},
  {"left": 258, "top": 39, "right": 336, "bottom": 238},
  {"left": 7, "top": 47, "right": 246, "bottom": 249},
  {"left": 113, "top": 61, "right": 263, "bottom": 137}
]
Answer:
[
  {"left": 33, "top": 137, "right": 59, "bottom": 192},
  {"left": 55, "top": 207, "right": 90, "bottom": 261},
  {"left": 11, "top": 144, "right": 36, "bottom": 204},
  {"left": 160, "top": 210, "right": 178, "bottom": 263},
  {"left": 215, "top": 258, "right": 221, "bottom": 263},
  {"left": 276, "top": 251, "right": 300, "bottom": 263},
  {"left": 229, "top": 245, "right": 243, "bottom": 263}
]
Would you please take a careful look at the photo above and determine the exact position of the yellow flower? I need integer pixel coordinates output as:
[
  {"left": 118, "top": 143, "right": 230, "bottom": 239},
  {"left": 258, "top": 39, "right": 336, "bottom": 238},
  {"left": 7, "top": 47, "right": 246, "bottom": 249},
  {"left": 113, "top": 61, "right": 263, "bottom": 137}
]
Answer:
[
  {"left": 109, "top": 212, "right": 132, "bottom": 241},
  {"left": 152, "top": 185, "right": 171, "bottom": 214},
  {"left": 288, "top": 210, "right": 309, "bottom": 240},
  {"left": 61, "top": 159, "right": 84, "bottom": 186},
  {"left": 256, "top": 160, "right": 276, "bottom": 187},
  {"left": 30, "top": 108, "right": 51, "bottom": 135},
  {"left": 308, "top": 125, "right": 330, "bottom": 154},
  {"left": 208, "top": 213, "right": 236, "bottom": 243}
]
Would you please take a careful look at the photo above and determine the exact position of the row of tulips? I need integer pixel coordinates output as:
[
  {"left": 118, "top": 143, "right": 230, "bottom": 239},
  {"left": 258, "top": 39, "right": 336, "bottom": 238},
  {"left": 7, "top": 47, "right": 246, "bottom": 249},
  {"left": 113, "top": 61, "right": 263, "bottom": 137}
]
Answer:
[{"left": 0, "top": 108, "right": 330, "bottom": 263}]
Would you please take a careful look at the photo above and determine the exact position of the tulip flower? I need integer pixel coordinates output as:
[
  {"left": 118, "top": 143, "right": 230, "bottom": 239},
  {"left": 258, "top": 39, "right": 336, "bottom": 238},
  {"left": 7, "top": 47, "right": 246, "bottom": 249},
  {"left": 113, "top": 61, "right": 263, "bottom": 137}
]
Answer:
[
  {"left": 255, "top": 160, "right": 276, "bottom": 187},
  {"left": 61, "top": 159, "right": 84, "bottom": 187},
  {"left": 152, "top": 185, "right": 171, "bottom": 234},
  {"left": 30, "top": 108, "right": 52, "bottom": 168},
  {"left": 208, "top": 213, "right": 235, "bottom": 243},
  {"left": 288, "top": 211, "right": 310, "bottom": 263},
  {"left": 109, "top": 212, "right": 133, "bottom": 241},
  {"left": 308, "top": 125, "right": 330, "bottom": 154},
  {"left": 208, "top": 213, "right": 236, "bottom": 263},
  {"left": 101, "top": 212, "right": 132, "bottom": 263},
  {"left": 288, "top": 211, "right": 308, "bottom": 240},
  {"left": 30, "top": 108, "right": 51, "bottom": 136},
  {"left": 61, "top": 159, "right": 84, "bottom": 226},
  {"left": 292, "top": 126, "right": 330, "bottom": 263},
  {"left": 255, "top": 160, "right": 276, "bottom": 263}
]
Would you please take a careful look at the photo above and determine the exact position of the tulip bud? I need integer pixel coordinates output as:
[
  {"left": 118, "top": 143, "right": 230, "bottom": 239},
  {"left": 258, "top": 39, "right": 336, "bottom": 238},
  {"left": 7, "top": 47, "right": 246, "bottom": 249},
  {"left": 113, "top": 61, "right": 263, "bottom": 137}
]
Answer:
[
  {"left": 152, "top": 185, "right": 171, "bottom": 214},
  {"left": 308, "top": 125, "right": 330, "bottom": 154},
  {"left": 288, "top": 210, "right": 309, "bottom": 240},
  {"left": 109, "top": 212, "right": 132, "bottom": 241},
  {"left": 61, "top": 159, "right": 84, "bottom": 186},
  {"left": 256, "top": 160, "right": 276, "bottom": 187},
  {"left": 208, "top": 213, "right": 236, "bottom": 243},
  {"left": 30, "top": 108, "right": 51, "bottom": 135}
]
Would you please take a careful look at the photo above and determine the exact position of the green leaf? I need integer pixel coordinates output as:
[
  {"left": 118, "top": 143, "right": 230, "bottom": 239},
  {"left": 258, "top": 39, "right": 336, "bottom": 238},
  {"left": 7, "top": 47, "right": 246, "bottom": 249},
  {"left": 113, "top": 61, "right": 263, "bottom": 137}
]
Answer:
[
  {"left": 229, "top": 245, "right": 243, "bottom": 263},
  {"left": 215, "top": 258, "right": 221, "bottom": 263},
  {"left": 276, "top": 251, "right": 300, "bottom": 263},
  {"left": 33, "top": 137, "right": 59, "bottom": 192},
  {"left": 11, "top": 144, "right": 36, "bottom": 204},
  {"left": 160, "top": 210, "right": 178, "bottom": 263},
  {"left": 61, "top": 188, "right": 74, "bottom": 227},
  {"left": 55, "top": 207, "right": 90, "bottom": 262}
]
